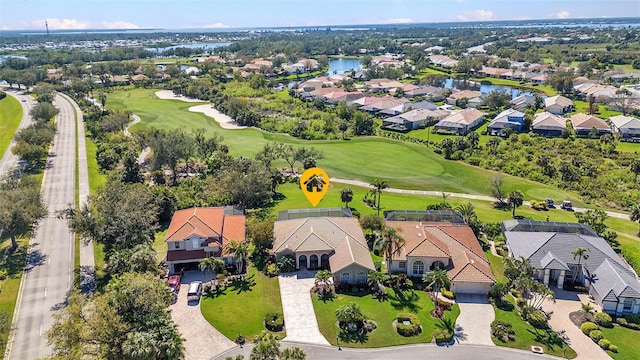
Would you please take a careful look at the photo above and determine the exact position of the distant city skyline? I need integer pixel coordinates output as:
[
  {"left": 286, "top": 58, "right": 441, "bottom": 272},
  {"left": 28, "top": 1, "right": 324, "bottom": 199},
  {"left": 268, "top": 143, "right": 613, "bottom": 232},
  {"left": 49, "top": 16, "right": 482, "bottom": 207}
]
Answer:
[{"left": 1, "top": 0, "right": 639, "bottom": 31}]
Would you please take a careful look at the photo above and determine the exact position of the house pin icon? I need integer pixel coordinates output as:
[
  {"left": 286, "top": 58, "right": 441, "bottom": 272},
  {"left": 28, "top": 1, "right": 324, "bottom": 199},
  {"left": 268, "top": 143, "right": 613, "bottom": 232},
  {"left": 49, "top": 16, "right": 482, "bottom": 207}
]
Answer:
[{"left": 300, "top": 167, "right": 330, "bottom": 207}]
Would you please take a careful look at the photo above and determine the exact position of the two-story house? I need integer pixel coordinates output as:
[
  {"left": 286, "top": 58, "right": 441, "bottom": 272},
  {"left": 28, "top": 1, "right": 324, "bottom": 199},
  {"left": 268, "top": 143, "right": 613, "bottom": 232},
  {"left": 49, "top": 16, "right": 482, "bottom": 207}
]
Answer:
[{"left": 164, "top": 207, "right": 245, "bottom": 274}]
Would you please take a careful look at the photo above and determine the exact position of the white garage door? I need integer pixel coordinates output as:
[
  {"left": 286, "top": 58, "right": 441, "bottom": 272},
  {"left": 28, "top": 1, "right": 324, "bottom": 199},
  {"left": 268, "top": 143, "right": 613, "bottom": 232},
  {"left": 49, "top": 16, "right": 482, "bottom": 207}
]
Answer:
[{"left": 452, "top": 281, "right": 491, "bottom": 295}]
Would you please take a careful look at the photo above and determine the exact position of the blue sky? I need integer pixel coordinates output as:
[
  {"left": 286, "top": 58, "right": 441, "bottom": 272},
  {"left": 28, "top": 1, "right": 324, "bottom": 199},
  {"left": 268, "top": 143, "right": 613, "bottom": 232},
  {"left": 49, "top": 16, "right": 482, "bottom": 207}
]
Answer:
[{"left": 1, "top": 0, "right": 638, "bottom": 30}]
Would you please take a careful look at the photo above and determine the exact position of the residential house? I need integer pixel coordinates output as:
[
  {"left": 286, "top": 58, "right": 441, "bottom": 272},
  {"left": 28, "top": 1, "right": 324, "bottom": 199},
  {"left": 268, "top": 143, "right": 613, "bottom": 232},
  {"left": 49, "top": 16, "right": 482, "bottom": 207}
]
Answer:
[
  {"left": 510, "top": 94, "right": 537, "bottom": 112},
  {"left": 379, "top": 100, "right": 438, "bottom": 117},
  {"left": 610, "top": 115, "right": 640, "bottom": 140},
  {"left": 446, "top": 90, "right": 484, "bottom": 108},
  {"left": 532, "top": 111, "right": 567, "bottom": 137},
  {"left": 429, "top": 54, "right": 458, "bottom": 68},
  {"left": 272, "top": 215, "right": 374, "bottom": 285},
  {"left": 404, "top": 86, "right": 446, "bottom": 101},
  {"left": 361, "top": 98, "right": 408, "bottom": 114},
  {"left": 570, "top": 113, "right": 612, "bottom": 136},
  {"left": 434, "top": 108, "right": 485, "bottom": 135},
  {"left": 487, "top": 109, "right": 525, "bottom": 135},
  {"left": 573, "top": 83, "right": 618, "bottom": 102},
  {"left": 544, "top": 95, "right": 573, "bottom": 115},
  {"left": 385, "top": 212, "right": 495, "bottom": 295},
  {"left": 503, "top": 220, "right": 640, "bottom": 316},
  {"left": 382, "top": 108, "right": 450, "bottom": 131},
  {"left": 164, "top": 207, "right": 246, "bottom": 274}
]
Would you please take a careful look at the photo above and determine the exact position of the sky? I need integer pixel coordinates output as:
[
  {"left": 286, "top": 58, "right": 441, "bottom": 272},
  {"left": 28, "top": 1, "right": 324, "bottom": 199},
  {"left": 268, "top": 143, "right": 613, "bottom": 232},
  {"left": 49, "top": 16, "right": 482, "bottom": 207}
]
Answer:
[{"left": 1, "top": 0, "right": 639, "bottom": 30}]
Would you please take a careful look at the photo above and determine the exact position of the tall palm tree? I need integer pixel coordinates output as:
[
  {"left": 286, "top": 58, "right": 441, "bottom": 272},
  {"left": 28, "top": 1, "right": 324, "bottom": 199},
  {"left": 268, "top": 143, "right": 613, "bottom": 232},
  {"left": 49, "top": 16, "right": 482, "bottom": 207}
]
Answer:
[
  {"left": 630, "top": 204, "right": 640, "bottom": 236},
  {"left": 507, "top": 191, "right": 524, "bottom": 217},
  {"left": 571, "top": 247, "right": 590, "bottom": 283},
  {"left": 228, "top": 240, "right": 249, "bottom": 275},
  {"left": 454, "top": 202, "right": 477, "bottom": 224},
  {"left": 423, "top": 268, "right": 450, "bottom": 302},
  {"left": 340, "top": 188, "right": 354, "bottom": 208},
  {"left": 375, "top": 226, "right": 404, "bottom": 273},
  {"left": 370, "top": 179, "right": 389, "bottom": 216},
  {"left": 199, "top": 257, "right": 224, "bottom": 281}
]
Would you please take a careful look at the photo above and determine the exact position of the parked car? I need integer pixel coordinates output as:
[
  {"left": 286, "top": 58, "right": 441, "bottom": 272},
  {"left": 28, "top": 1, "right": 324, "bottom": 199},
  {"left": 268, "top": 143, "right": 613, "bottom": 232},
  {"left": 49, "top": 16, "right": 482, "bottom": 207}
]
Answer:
[
  {"left": 21, "top": 98, "right": 26, "bottom": 103},
  {"left": 545, "top": 198, "right": 555, "bottom": 208},
  {"left": 168, "top": 274, "right": 181, "bottom": 293},
  {"left": 560, "top": 200, "right": 573, "bottom": 210},
  {"left": 187, "top": 281, "right": 203, "bottom": 302}
]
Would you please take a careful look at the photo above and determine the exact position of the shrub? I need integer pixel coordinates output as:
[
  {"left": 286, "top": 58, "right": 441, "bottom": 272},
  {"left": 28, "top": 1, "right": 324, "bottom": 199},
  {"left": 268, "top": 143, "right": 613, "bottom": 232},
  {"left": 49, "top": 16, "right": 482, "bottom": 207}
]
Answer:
[
  {"left": 589, "top": 330, "right": 604, "bottom": 343},
  {"left": 396, "top": 313, "right": 422, "bottom": 337},
  {"left": 598, "top": 338, "right": 610, "bottom": 350},
  {"left": 264, "top": 312, "right": 284, "bottom": 332},
  {"left": 510, "top": 289, "right": 521, "bottom": 297},
  {"left": 516, "top": 296, "right": 526, "bottom": 308},
  {"left": 595, "top": 312, "right": 612, "bottom": 328},
  {"left": 491, "top": 320, "right": 516, "bottom": 342},
  {"left": 0, "top": 269, "right": 7, "bottom": 281},
  {"left": 616, "top": 317, "right": 628, "bottom": 326},
  {"left": 265, "top": 263, "right": 280, "bottom": 277},
  {"left": 440, "top": 288, "right": 455, "bottom": 299},
  {"left": 609, "top": 345, "right": 618, "bottom": 353},
  {"left": 581, "top": 321, "right": 598, "bottom": 335},
  {"left": 433, "top": 329, "right": 453, "bottom": 344},
  {"left": 0, "top": 91, "right": 6, "bottom": 100},
  {"left": 624, "top": 314, "right": 640, "bottom": 324},
  {"left": 527, "top": 309, "right": 548, "bottom": 329}
]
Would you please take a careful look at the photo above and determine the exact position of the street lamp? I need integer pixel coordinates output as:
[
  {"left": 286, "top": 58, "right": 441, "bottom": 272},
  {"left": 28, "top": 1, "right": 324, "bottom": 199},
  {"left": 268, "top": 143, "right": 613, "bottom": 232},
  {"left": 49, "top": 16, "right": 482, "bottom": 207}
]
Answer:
[{"left": 336, "top": 335, "right": 341, "bottom": 351}]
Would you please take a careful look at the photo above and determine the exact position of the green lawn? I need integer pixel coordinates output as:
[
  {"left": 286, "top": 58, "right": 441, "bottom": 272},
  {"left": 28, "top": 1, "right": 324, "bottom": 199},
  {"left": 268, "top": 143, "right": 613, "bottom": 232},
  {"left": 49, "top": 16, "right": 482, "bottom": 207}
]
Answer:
[
  {"left": 106, "top": 88, "right": 581, "bottom": 203},
  {"left": 85, "top": 137, "right": 106, "bottom": 194},
  {"left": 485, "top": 250, "right": 506, "bottom": 283},
  {"left": 572, "top": 100, "right": 622, "bottom": 120},
  {"left": 0, "top": 238, "right": 28, "bottom": 355},
  {"left": 600, "top": 325, "right": 640, "bottom": 360},
  {"left": 312, "top": 288, "right": 459, "bottom": 348},
  {"left": 493, "top": 296, "right": 577, "bottom": 358},
  {"left": 0, "top": 95, "right": 22, "bottom": 160},
  {"left": 200, "top": 266, "right": 284, "bottom": 340},
  {"left": 471, "top": 77, "right": 557, "bottom": 96}
]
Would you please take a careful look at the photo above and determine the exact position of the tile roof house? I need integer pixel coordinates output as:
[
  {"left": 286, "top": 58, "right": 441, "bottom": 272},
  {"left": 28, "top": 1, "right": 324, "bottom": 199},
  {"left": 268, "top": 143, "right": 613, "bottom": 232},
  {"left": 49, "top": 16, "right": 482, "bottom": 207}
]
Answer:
[
  {"left": 532, "top": 111, "right": 567, "bottom": 137},
  {"left": 509, "top": 94, "right": 537, "bottom": 112},
  {"left": 503, "top": 220, "right": 640, "bottom": 315},
  {"left": 382, "top": 108, "right": 450, "bottom": 131},
  {"left": 446, "top": 90, "right": 484, "bottom": 107},
  {"left": 273, "top": 216, "right": 374, "bottom": 285},
  {"left": 164, "top": 207, "right": 246, "bottom": 273},
  {"left": 487, "top": 109, "right": 525, "bottom": 135},
  {"left": 404, "top": 86, "right": 446, "bottom": 101},
  {"left": 610, "top": 115, "right": 640, "bottom": 139},
  {"left": 570, "top": 113, "right": 612, "bottom": 136},
  {"left": 544, "top": 95, "right": 573, "bottom": 115},
  {"left": 434, "top": 108, "right": 485, "bottom": 135},
  {"left": 386, "top": 220, "right": 495, "bottom": 295}
]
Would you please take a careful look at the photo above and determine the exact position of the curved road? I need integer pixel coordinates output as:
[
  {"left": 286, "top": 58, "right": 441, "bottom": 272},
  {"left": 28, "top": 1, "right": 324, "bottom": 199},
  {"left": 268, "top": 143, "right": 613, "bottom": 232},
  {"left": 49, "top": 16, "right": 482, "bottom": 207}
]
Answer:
[
  {"left": 331, "top": 178, "right": 631, "bottom": 220},
  {"left": 0, "top": 90, "right": 36, "bottom": 176},
  {"left": 5, "top": 93, "right": 79, "bottom": 360}
]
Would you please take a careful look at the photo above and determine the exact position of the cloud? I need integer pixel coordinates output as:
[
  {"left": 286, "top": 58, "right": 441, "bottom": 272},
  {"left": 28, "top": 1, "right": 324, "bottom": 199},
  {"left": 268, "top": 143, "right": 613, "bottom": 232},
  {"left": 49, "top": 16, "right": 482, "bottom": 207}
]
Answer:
[
  {"left": 100, "top": 21, "right": 139, "bottom": 29},
  {"left": 202, "top": 22, "right": 231, "bottom": 28},
  {"left": 379, "top": 18, "right": 414, "bottom": 24},
  {"left": 44, "top": 18, "right": 91, "bottom": 30},
  {"left": 550, "top": 11, "right": 571, "bottom": 19},
  {"left": 457, "top": 10, "right": 495, "bottom": 21}
]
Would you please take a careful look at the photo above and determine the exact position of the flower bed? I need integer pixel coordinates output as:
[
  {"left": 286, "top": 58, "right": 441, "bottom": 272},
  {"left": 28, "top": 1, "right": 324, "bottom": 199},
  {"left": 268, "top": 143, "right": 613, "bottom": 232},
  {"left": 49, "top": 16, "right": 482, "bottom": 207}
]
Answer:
[{"left": 395, "top": 313, "right": 422, "bottom": 337}]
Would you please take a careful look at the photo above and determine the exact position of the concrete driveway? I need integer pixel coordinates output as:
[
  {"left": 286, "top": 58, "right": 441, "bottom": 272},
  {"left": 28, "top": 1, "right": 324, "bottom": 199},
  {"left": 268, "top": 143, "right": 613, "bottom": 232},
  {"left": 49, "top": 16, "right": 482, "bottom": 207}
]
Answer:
[
  {"left": 279, "top": 272, "right": 331, "bottom": 345},
  {"left": 541, "top": 289, "right": 610, "bottom": 360},
  {"left": 170, "top": 271, "right": 236, "bottom": 360},
  {"left": 454, "top": 294, "right": 495, "bottom": 346}
]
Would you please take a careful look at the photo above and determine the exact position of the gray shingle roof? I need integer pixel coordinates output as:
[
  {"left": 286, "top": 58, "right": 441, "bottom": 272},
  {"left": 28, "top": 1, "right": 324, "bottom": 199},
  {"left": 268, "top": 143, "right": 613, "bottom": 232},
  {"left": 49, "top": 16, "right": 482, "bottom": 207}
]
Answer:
[
  {"left": 540, "top": 252, "right": 569, "bottom": 271},
  {"left": 591, "top": 259, "right": 640, "bottom": 302}
]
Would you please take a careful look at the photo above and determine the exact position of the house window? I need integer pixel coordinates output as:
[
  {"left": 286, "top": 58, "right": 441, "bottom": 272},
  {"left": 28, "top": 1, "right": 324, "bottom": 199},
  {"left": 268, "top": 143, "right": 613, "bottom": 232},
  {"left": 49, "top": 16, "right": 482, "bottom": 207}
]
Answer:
[
  {"left": 357, "top": 272, "right": 366, "bottom": 284},
  {"left": 412, "top": 261, "right": 425, "bottom": 276},
  {"left": 174, "top": 242, "right": 181, "bottom": 249},
  {"left": 192, "top": 239, "right": 199, "bottom": 249},
  {"left": 399, "top": 261, "right": 407, "bottom": 269},
  {"left": 430, "top": 261, "right": 445, "bottom": 270},
  {"left": 624, "top": 299, "right": 633, "bottom": 311},
  {"left": 341, "top": 272, "right": 351, "bottom": 284}
]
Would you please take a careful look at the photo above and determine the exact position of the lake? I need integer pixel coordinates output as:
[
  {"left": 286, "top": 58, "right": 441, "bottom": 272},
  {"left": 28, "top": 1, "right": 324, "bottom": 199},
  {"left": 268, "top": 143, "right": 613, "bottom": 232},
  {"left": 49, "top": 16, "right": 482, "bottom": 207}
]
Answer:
[
  {"left": 327, "top": 58, "right": 363, "bottom": 75},
  {"left": 444, "top": 78, "right": 537, "bottom": 98}
]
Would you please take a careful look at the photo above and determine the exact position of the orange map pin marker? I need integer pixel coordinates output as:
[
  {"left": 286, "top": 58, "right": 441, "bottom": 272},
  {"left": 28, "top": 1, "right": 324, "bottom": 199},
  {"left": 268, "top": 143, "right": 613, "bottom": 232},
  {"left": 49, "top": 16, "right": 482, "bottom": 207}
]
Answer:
[{"left": 300, "top": 167, "right": 330, "bottom": 207}]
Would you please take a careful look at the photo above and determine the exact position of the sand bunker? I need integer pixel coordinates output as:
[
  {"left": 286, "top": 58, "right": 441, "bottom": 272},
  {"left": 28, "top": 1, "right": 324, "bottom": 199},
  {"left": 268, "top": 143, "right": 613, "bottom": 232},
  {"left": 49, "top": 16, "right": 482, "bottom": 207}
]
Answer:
[
  {"left": 155, "top": 90, "right": 204, "bottom": 103},
  {"left": 188, "top": 105, "right": 246, "bottom": 130}
]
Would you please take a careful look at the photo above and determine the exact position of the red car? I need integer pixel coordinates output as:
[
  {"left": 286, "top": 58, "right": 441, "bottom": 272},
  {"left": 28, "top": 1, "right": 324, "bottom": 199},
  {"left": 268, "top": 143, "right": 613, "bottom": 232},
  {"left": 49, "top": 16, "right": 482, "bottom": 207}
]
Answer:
[{"left": 168, "top": 275, "right": 181, "bottom": 293}]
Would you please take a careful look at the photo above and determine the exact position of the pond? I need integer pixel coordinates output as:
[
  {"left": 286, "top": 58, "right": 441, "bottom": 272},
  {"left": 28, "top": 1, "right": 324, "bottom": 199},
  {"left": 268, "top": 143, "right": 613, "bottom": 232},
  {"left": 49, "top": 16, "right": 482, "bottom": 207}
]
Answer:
[
  {"left": 444, "top": 78, "right": 538, "bottom": 98},
  {"left": 327, "top": 58, "right": 363, "bottom": 75}
]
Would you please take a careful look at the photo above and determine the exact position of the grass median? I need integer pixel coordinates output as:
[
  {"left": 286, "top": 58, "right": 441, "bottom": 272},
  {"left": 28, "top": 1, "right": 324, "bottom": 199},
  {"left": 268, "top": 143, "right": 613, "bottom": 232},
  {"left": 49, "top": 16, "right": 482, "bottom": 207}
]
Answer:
[{"left": 0, "top": 95, "right": 22, "bottom": 160}]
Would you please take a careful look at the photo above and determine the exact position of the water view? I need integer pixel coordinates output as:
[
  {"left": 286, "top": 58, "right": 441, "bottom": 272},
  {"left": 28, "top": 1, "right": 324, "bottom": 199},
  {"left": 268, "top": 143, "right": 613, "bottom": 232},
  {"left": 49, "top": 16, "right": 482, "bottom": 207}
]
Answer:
[
  {"left": 326, "top": 58, "right": 363, "bottom": 75},
  {"left": 444, "top": 78, "right": 537, "bottom": 98},
  {"left": 144, "top": 42, "right": 231, "bottom": 53}
]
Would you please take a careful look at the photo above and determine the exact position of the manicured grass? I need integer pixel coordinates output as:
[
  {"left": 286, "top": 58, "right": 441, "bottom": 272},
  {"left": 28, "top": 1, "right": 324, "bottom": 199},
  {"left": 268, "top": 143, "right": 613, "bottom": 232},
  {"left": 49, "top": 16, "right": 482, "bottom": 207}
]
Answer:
[
  {"left": 153, "top": 224, "right": 169, "bottom": 263},
  {"left": 312, "top": 289, "right": 459, "bottom": 348},
  {"left": 493, "top": 295, "right": 576, "bottom": 358},
  {"left": 106, "top": 89, "right": 581, "bottom": 203},
  {"left": 85, "top": 137, "right": 106, "bottom": 194},
  {"left": 600, "top": 325, "right": 640, "bottom": 360},
  {"left": 485, "top": 250, "right": 506, "bottom": 283},
  {"left": 572, "top": 100, "right": 622, "bottom": 120},
  {"left": 616, "top": 142, "right": 640, "bottom": 153},
  {"left": 0, "top": 238, "right": 28, "bottom": 355},
  {"left": 0, "top": 95, "right": 22, "bottom": 160},
  {"left": 200, "top": 266, "right": 284, "bottom": 340}
]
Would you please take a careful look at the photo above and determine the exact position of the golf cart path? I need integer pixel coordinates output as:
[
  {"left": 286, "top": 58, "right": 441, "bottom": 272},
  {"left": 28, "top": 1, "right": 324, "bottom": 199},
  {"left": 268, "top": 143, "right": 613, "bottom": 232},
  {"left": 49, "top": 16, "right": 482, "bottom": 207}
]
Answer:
[{"left": 330, "top": 178, "right": 630, "bottom": 220}]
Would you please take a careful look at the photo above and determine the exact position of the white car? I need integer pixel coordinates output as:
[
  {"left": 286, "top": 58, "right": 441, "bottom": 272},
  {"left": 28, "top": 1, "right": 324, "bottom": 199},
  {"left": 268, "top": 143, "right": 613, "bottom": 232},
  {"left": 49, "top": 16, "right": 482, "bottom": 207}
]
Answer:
[
  {"left": 21, "top": 98, "right": 26, "bottom": 103},
  {"left": 187, "top": 281, "right": 202, "bottom": 302}
]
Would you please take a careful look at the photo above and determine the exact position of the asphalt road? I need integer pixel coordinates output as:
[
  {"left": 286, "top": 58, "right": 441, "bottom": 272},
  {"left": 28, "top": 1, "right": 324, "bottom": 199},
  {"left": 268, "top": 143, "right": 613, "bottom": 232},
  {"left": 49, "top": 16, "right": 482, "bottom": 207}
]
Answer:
[
  {"left": 6, "top": 93, "right": 77, "bottom": 360},
  {"left": 0, "top": 90, "right": 35, "bottom": 177}
]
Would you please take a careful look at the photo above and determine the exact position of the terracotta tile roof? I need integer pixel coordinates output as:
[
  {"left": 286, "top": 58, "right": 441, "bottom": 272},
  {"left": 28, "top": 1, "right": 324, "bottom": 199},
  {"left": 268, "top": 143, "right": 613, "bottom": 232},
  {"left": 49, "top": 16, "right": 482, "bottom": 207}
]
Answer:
[
  {"left": 329, "top": 236, "right": 375, "bottom": 272},
  {"left": 570, "top": 113, "right": 610, "bottom": 130},
  {"left": 165, "top": 207, "right": 224, "bottom": 242}
]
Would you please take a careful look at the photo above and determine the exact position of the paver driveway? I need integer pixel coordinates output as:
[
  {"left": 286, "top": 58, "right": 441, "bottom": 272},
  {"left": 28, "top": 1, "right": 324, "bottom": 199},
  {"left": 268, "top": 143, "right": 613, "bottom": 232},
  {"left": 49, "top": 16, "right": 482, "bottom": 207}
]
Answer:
[
  {"left": 279, "top": 272, "right": 331, "bottom": 345},
  {"left": 170, "top": 271, "right": 236, "bottom": 360},
  {"left": 454, "top": 294, "right": 495, "bottom": 346}
]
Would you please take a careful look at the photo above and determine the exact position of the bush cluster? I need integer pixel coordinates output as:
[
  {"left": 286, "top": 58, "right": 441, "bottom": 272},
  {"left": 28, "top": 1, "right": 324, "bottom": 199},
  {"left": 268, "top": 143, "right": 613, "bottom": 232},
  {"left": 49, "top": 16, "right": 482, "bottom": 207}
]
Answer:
[
  {"left": 594, "top": 312, "right": 612, "bottom": 328},
  {"left": 264, "top": 312, "right": 284, "bottom": 332},
  {"left": 589, "top": 330, "right": 604, "bottom": 343},
  {"left": 616, "top": 316, "right": 640, "bottom": 330},
  {"left": 581, "top": 321, "right": 598, "bottom": 335},
  {"left": 527, "top": 309, "right": 548, "bottom": 329},
  {"left": 396, "top": 313, "right": 421, "bottom": 337},
  {"left": 440, "top": 288, "right": 455, "bottom": 300},
  {"left": 433, "top": 329, "right": 453, "bottom": 344},
  {"left": 491, "top": 320, "right": 516, "bottom": 342}
]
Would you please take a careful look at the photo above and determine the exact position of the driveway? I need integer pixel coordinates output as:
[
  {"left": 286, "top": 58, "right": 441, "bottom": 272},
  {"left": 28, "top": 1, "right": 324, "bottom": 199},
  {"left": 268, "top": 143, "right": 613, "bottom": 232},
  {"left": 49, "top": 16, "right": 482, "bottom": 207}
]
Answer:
[
  {"left": 278, "top": 272, "right": 331, "bottom": 345},
  {"left": 454, "top": 294, "right": 495, "bottom": 346},
  {"left": 541, "top": 289, "right": 610, "bottom": 360},
  {"left": 170, "top": 271, "right": 236, "bottom": 360}
]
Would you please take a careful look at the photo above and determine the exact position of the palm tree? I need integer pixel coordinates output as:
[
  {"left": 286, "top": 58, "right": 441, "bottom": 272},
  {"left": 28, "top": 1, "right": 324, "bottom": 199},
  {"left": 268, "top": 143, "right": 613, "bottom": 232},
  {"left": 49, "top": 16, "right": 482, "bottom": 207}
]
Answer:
[
  {"left": 423, "top": 268, "right": 450, "bottom": 301},
  {"left": 375, "top": 226, "right": 404, "bottom": 273},
  {"left": 630, "top": 204, "right": 640, "bottom": 236},
  {"left": 314, "top": 269, "right": 333, "bottom": 292},
  {"left": 280, "top": 347, "right": 307, "bottom": 360},
  {"left": 571, "top": 247, "right": 590, "bottom": 283},
  {"left": 454, "top": 202, "right": 477, "bottom": 224},
  {"left": 335, "top": 302, "right": 365, "bottom": 329},
  {"left": 370, "top": 179, "right": 389, "bottom": 216},
  {"left": 340, "top": 188, "right": 354, "bottom": 208},
  {"left": 199, "top": 257, "right": 224, "bottom": 282},
  {"left": 507, "top": 191, "right": 524, "bottom": 217},
  {"left": 250, "top": 331, "right": 280, "bottom": 360},
  {"left": 228, "top": 240, "right": 249, "bottom": 275},
  {"left": 367, "top": 270, "right": 389, "bottom": 292}
]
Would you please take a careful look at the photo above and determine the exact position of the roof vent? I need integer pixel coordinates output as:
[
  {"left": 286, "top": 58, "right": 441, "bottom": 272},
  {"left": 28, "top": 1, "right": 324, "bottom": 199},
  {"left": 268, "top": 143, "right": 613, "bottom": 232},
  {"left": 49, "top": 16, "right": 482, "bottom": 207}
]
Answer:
[
  {"left": 416, "top": 225, "right": 420, "bottom": 229},
  {"left": 418, "top": 233, "right": 422, "bottom": 237}
]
